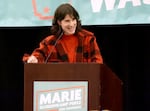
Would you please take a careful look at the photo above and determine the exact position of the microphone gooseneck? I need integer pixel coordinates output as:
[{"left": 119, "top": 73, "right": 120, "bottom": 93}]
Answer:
[{"left": 44, "top": 32, "right": 63, "bottom": 64}]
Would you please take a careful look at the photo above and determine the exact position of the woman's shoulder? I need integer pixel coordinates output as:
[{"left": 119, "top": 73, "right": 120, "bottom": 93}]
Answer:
[
  {"left": 78, "top": 29, "right": 94, "bottom": 37},
  {"left": 44, "top": 35, "right": 55, "bottom": 40},
  {"left": 41, "top": 35, "right": 56, "bottom": 45}
]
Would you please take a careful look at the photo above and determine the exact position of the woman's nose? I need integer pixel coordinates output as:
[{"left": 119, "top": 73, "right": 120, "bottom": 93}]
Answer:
[{"left": 70, "top": 20, "right": 76, "bottom": 26}]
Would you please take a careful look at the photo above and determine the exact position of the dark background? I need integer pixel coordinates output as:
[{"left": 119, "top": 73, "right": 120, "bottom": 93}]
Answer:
[{"left": 0, "top": 24, "right": 149, "bottom": 111}]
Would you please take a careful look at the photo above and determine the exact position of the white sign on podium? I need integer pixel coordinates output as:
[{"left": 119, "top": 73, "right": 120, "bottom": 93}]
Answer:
[{"left": 34, "top": 81, "right": 88, "bottom": 111}]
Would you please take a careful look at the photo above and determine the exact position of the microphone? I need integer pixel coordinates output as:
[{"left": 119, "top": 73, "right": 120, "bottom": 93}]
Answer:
[{"left": 44, "top": 32, "right": 63, "bottom": 63}]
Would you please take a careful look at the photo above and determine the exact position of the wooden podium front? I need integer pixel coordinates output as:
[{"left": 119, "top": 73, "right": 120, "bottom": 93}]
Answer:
[{"left": 24, "top": 63, "right": 122, "bottom": 111}]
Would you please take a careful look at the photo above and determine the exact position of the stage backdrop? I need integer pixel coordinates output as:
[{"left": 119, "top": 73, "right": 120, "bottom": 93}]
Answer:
[{"left": 0, "top": 0, "right": 150, "bottom": 27}]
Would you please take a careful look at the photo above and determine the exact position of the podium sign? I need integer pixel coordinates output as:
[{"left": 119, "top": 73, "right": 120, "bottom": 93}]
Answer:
[
  {"left": 33, "top": 81, "right": 88, "bottom": 111},
  {"left": 24, "top": 63, "right": 123, "bottom": 111}
]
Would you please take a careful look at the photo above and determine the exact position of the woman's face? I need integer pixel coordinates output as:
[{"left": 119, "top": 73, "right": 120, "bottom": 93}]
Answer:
[{"left": 58, "top": 14, "right": 77, "bottom": 35}]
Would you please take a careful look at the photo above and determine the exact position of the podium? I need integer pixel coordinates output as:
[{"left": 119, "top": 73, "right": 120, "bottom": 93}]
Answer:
[{"left": 24, "top": 63, "right": 123, "bottom": 111}]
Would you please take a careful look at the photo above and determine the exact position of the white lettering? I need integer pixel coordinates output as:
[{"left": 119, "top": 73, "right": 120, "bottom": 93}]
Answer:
[
  {"left": 91, "top": 0, "right": 103, "bottom": 12},
  {"left": 61, "top": 91, "right": 70, "bottom": 102},
  {"left": 75, "top": 89, "right": 81, "bottom": 100},
  {"left": 69, "top": 101, "right": 81, "bottom": 105},
  {"left": 118, "top": 0, "right": 141, "bottom": 9},
  {"left": 40, "top": 104, "right": 59, "bottom": 109},
  {"left": 39, "top": 88, "right": 82, "bottom": 105},
  {"left": 40, "top": 93, "right": 51, "bottom": 105},
  {"left": 70, "top": 90, "right": 75, "bottom": 101},
  {"left": 143, "top": 0, "right": 150, "bottom": 4},
  {"left": 52, "top": 92, "right": 61, "bottom": 103},
  {"left": 105, "top": 0, "right": 116, "bottom": 10},
  {"left": 91, "top": 0, "right": 148, "bottom": 12}
]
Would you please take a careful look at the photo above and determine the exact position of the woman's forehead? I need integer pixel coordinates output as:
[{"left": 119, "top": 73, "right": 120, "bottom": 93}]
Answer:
[{"left": 64, "top": 14, "right": 74, "bottom": 19}]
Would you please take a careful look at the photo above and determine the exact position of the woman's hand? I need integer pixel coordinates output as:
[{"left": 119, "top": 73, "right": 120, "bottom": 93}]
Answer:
[{"left": 27, "top": 55, "right": 38, "bottom": 63}]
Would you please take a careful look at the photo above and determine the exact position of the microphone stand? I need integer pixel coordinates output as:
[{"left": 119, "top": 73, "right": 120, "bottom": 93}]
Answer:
[{"left": 44, "top": 32, "right": 63, "bottom": 63}]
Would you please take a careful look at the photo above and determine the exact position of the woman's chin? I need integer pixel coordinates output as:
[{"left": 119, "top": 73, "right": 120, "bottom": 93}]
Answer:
[{"left": 65, "top": 31, "right": 75, "bottom": 35}]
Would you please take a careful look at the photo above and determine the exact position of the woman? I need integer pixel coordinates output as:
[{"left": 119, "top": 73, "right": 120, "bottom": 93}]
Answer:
[{"left": 22, "top": 3, "right": 103, "bottom": 63}]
